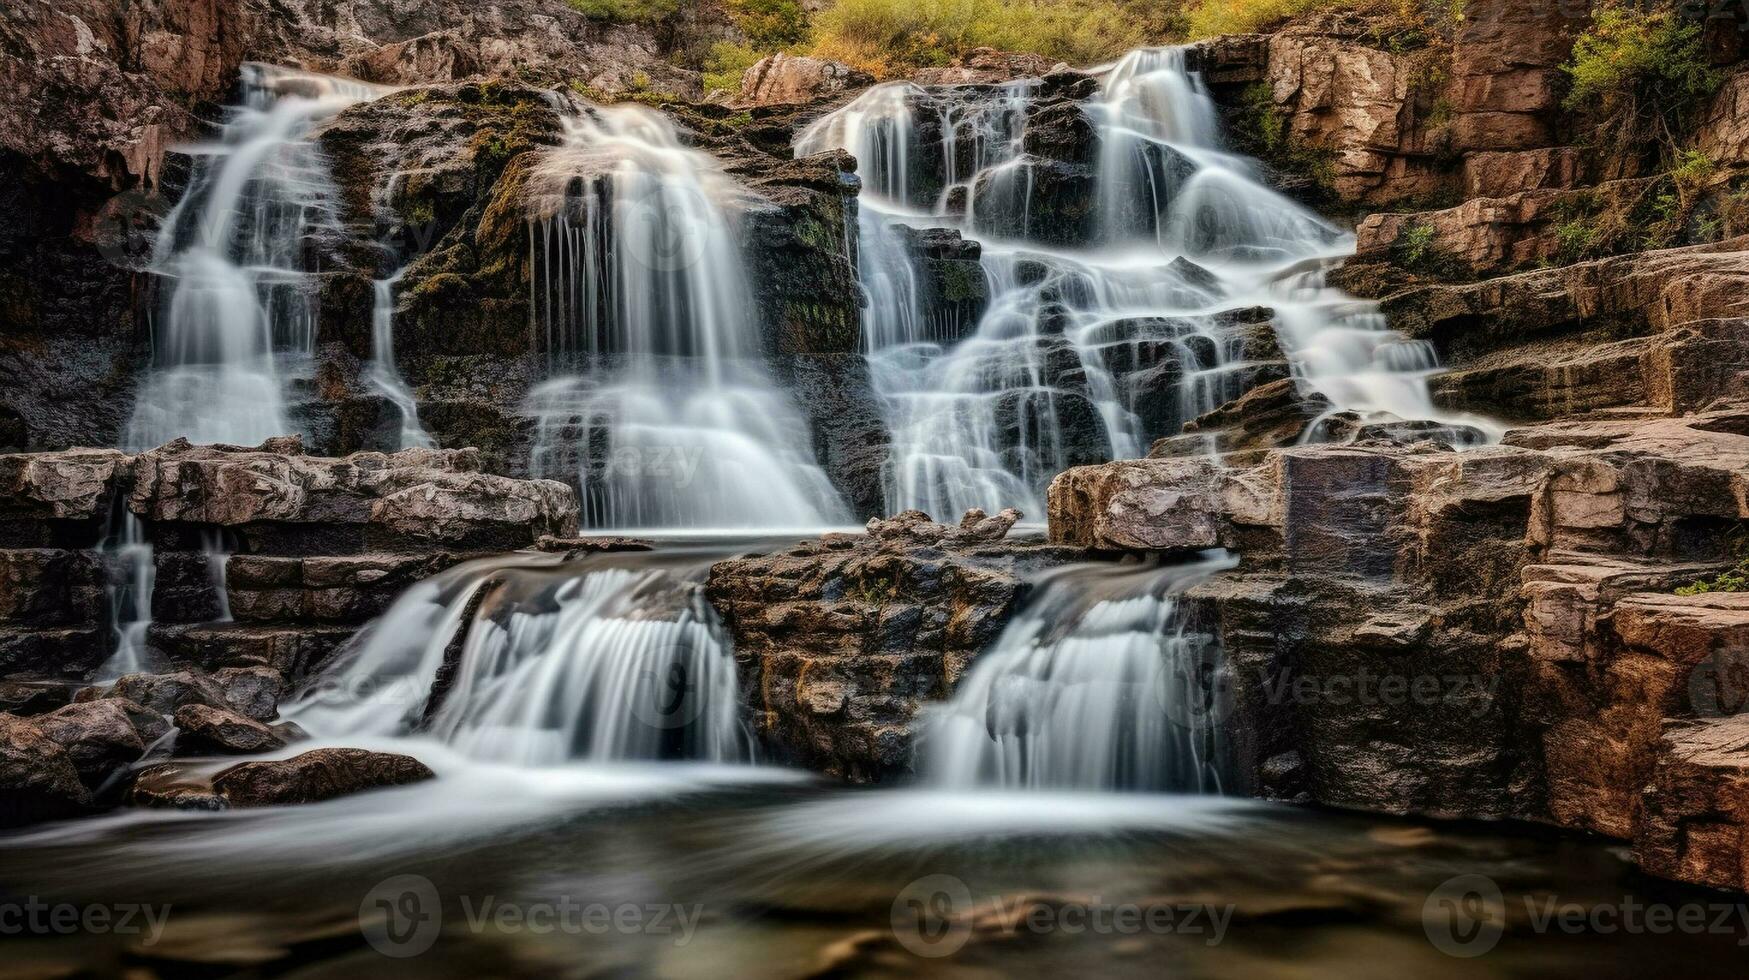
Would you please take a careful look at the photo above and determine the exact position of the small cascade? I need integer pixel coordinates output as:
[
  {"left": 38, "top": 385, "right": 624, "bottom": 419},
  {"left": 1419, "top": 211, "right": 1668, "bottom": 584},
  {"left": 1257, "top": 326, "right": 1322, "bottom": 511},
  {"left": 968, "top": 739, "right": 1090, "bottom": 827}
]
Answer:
[
  {"left": 201, "top": 528, "right": 233, "bottom": 624},
  {"left": 126, "top": 65, "right": 385, "bottom": 451},
  {"left": 285, "top": 550, "right": 752, "bottom": 765},
  {"left": 523, "top": 100, "right": 849, "bottom": 531},
  {"left": 366, "top": 272, "right": 435, "bottom": 450},
  {"left": 95, "top": 512, "right": 162, "bottom": 682},
  {"left": 922, "top": 556, "right": 1236, "bottom": 793},
  {"left": 797, "top": 47, "right": 1496, "bottom": 516}
]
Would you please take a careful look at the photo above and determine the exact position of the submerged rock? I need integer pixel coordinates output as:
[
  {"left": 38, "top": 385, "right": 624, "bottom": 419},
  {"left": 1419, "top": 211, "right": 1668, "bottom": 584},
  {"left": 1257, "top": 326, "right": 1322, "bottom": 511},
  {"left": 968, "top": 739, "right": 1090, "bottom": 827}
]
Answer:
[{"left": 210, "top": 748, "right": 435, "bottom": 807}]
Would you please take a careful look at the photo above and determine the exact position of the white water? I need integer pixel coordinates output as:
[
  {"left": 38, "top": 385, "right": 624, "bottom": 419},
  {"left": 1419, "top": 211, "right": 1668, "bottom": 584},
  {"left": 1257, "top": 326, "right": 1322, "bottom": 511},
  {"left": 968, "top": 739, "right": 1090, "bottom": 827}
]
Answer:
[
  {"left": 523, "top": 101, "right": 849, "bottom": 530},
  {"left": 921, "top": 555, "right": 1237, "bottom": 793},
  {"left": 366, "top": 271, "right": 435, "bottom": 450},
  {"left": 797, "top": 47, "right": 1496, "bottom": 517},
  {"left": 125, "top": 65, "right": 385, "bottom": 451},
  {"left": 94, "top": 512, "right": 163, "bottom": 682},
  {"left": 285, "top": 551, "right": 752, "bottom": 765}
]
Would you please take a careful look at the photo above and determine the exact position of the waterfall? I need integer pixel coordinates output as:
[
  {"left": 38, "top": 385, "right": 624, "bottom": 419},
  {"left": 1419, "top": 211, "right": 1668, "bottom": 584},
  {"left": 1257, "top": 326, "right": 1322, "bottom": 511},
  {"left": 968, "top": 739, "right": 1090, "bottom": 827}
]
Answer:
[
  {"left": 284, "top": 551, "right": 752, "bottom": 765},
  {"left": 921, "top": 555, "right": 1236, "bottom": 793},
  {"left": 367, "top": 271, "right": 435, "bottom": 450},
  {"left": 125, "top": 65, "right": 384, "bottom": 451},
  {"left": 523, "top": 101, "right": 850, "bottom": 531},
  {"left": 95, "top": 512, "right": 163, "bottom": 682},
  {"left": 797, "top": 47, "right": 1496, "bottom": 517}
]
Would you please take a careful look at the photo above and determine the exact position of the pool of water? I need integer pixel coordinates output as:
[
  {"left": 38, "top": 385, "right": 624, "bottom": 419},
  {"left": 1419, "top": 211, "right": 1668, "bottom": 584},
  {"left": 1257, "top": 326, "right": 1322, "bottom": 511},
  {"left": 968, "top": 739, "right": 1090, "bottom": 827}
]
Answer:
[{"left": 1, "top": 749, "right": 1744, "bottom": 978}]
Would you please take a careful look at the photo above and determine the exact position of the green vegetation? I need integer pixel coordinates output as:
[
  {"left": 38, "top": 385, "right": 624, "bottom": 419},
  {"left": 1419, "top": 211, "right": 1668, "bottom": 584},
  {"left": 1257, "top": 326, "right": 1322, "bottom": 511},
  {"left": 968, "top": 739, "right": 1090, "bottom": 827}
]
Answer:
[
  {"left": 1677, "top": 530, "right": 1749, "bottom": 596},
  {"left": 565, "top": 0, "right": 682, "bottom": 22},
  {"left": 807, "top": 0, "right": 1161, "bottom": 77},
  {"left": 1562, "top": 2, "right": 1724, "bottom": 158},
  {"left": 1394, "top": 222, "right": 1441, "bottom": 271},
  {"left": 1677, "top": 558, "right": 1749, "bottom": 595},
  {"left": 1184, "top": 0, "right": 1343, "bottom": 38},
  {"left": 1231, "top": 81, "right": 1338, "bottom": 197}
]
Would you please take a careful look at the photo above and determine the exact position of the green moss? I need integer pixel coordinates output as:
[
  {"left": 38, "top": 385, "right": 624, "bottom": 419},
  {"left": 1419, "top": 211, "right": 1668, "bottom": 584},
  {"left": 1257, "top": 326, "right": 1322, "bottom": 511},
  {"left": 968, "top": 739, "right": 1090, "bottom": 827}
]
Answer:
[{"left": 1232, "top": 82, "right": 1340, "bottom": 200}]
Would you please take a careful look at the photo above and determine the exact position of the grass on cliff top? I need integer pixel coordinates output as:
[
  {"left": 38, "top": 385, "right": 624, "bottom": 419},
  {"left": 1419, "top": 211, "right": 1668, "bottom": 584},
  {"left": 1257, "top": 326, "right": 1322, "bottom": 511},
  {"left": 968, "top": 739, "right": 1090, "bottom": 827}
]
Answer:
[
  {"left": 565, "top": 0, "right": 682, "bottom": 22},
  {"left": 805, "top": 0, "right": 1175, "bottom": 76}
]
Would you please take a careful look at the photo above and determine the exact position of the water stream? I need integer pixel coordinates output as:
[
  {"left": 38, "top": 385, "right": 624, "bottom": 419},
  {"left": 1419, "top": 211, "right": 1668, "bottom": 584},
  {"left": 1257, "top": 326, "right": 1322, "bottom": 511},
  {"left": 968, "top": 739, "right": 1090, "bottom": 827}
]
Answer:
[
  {"left": 522, "top": 101, "right": 850, "bottom": 531},
  {"left": 125, "top": 65, "right": 384, "bottom": 451},
  {"left": 797, "top": 47, "right": 1496, "bottom": 517}
]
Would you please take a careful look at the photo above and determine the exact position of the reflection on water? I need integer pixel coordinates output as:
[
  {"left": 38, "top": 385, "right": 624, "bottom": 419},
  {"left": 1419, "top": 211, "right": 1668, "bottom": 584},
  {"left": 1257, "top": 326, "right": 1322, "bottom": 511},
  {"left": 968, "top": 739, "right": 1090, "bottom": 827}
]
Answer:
[{"left": 1, "top": 774, "right": 1743, "bottom": 979}]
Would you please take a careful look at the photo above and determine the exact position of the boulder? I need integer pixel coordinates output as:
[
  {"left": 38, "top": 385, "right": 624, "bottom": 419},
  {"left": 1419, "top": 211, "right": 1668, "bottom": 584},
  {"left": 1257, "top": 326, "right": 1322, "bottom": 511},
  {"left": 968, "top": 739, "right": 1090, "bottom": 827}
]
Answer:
[
  {"left": 31, "top": 700, "right": 153, "bottom": 786},
  {"left": 738, "top": 54, "right": 871, "bottom": 107},
  {"left": 209, "top": 665, "right": 286, "bottom": 722},
  {"left": 173, "top": 704, "right": 287, "bottom": 755},
  {"left": 83, "top": 670, "right": 231, "bottom": 717},
  {"left": 0, "top": 713, "right": 91, "bottom": 825},
  {"left": 210, "top": 748, "right": 435, "bottom": 807}
]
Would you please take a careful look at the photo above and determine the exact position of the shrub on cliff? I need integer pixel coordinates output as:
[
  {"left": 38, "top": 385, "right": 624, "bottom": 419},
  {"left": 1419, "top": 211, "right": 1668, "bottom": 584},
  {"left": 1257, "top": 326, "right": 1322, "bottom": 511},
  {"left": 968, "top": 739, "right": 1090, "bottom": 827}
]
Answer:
[
  {"left": 1562, "top": 2, "right": 1723, "bottom": 157},
  {"left": 807, "top": 0, "right": 1170, "bottom": 76}
]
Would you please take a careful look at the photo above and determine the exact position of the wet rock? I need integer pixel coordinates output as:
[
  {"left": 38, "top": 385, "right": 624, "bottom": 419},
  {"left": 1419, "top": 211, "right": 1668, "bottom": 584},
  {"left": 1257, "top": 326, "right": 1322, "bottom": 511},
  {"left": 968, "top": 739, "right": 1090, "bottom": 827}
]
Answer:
[
  {"left": 173, "top": 704, "right": 288, "bottom": 755},
  {"left": 210, "top": 666, "right": 286, "bottom": 722},
  {"left": 706, "top": 519, "right": 1082, "bottom": 781},
  {"left": 738, "top": 54, "right": 871, "bottom": 107},
  {"left": 1049, "top": 403, "right": 1749, "bottom": 890},
  {"left": 82, "top": 670, "right": 231, "bottom": 718},
  {"left": 128, "top": 762, "right": 227, "bottom": 811},
  {"left": 30, "top": 700, "right": 151, "bottom": 787},
  {"left": 211, "top": 748, "right": 435, "bottom": 807},
  {"left": 0, "top": 678, "right": 72, "bottom": 716},
  {"left": 0, "top": 713, "right": 92, "bottom": 825}
]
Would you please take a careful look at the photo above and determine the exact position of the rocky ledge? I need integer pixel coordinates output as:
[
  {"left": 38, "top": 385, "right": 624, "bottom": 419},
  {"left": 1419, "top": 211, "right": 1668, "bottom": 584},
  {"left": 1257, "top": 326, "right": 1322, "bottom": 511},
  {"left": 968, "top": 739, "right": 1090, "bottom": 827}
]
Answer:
[
  {"left": 706, "top": 508, "right": 1085, "bottom": 781},
  {"left": 1049, "top": 403, "right": 1749, "bottom": 892},
  {"left": 0, "top": 438, "right": 574, "bottom": 824}
]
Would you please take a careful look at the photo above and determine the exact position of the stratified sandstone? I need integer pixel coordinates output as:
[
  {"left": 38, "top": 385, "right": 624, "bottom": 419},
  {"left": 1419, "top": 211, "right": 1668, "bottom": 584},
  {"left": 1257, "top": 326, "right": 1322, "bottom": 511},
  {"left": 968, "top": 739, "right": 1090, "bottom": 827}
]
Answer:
[{"left": 1049, "top": 405, "right": 1749, "bottom": 890}]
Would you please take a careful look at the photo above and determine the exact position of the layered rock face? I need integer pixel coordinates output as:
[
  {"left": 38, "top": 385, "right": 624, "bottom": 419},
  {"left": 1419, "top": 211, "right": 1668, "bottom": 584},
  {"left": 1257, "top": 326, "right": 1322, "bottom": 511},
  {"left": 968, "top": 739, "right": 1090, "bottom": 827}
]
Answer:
[
  {"left": 1050, "top": 406, "right": 1749, "bottom": 888},
  {"left": 705, "top": 510, "right": 1082, "bottom": 780},
  {"left": 1195, "top": 0, "right": 1591, "bottom": 209},
  {"left": 0, "top": 438, "right": 573, "bottom": 822},
  {"left": 0, "top": 438, "right": 575, "bottom": 679},
  {"left": 0, "top": 0, "right": 735, "bottom": 454}
]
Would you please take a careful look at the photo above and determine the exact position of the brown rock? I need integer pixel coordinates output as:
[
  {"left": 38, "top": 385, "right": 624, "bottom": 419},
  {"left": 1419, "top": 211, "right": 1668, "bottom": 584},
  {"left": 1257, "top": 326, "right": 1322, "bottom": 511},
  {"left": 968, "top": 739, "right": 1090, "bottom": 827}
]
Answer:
[
  {"left": 31, "top": 699, "right": 151, "bottom": 786},
  {"left": 1638, "top": 714, "right": 1749, "bottom": 892},
  {"left": 0, "top": 713, "right": 91, "bottom": 825},
  {"left": 173, "top": 703, "right": 287, "bottom": 754},
  {"left": 704, "top": 525, "right": 1080, "bottom": 780},
  {"left": 738, "top": 53, "right": 871, "bottom": 107},
  {"left": 210, "top": 665, "right": 285, "bottom": 722},
  {"left": 211, "top": 748, "right": 435, "bottom": 807}
]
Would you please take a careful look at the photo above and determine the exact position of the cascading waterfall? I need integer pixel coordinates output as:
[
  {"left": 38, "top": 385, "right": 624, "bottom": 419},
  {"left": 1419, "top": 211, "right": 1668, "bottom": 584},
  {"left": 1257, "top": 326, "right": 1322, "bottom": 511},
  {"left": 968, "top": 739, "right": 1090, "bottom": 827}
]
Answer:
[
  {"left": 523, "top": 100, "right": 849, "bottom": 531},
  {"left": 921, "top": 556, "right": 1237, "bottom": 794},
  {"left": 366, "top": 271, "right": 435, "bottom": 450},
  {"left": 285, "top": 550, "right": 751, "bottom": 765},
  {"left": 95, "top": 511, "right": 162, "bottom": 682},
  {"left": 125, "top": 64, "right": 384, "bottom": 451},
  {"left": 798, "top": 47, "right": 1496, "bottom": 518}
]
